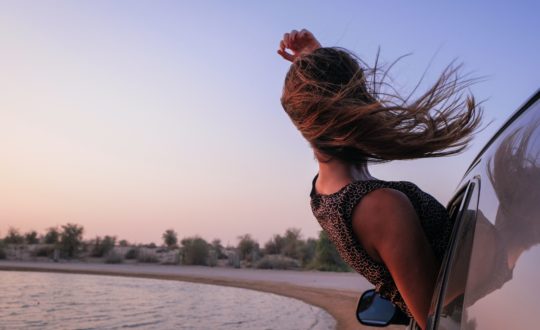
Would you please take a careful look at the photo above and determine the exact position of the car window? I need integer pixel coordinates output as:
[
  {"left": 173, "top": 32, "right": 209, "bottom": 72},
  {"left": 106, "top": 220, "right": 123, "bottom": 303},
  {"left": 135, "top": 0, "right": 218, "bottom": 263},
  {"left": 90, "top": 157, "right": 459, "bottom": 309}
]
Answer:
[
  {"left": 428, "top": 179, "right": 480, "bottom": 330},
  {"left": 457, "top": 99, "right": 540, "bottom": 329}
]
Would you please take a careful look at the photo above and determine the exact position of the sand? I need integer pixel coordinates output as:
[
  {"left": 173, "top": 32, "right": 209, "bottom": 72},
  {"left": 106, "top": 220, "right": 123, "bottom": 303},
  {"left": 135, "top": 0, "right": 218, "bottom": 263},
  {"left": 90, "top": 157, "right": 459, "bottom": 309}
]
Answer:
[{"left": 0, "top": 261, "right": 406, "bottom": 330}]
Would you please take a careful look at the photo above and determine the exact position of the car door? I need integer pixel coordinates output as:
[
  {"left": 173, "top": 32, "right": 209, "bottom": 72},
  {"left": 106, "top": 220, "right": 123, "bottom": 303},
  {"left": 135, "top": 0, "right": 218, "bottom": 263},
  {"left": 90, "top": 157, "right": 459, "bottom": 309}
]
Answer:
[{"left": 429, "top": 91, "right": 540, "bottom": 329}]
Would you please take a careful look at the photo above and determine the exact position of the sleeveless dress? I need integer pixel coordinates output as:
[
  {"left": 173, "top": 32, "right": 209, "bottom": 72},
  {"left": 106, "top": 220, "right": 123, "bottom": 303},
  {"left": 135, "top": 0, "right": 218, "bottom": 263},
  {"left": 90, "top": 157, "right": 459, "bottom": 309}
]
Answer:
[{"left": 309, "top": 173, "right": 454, "bottom": 316}]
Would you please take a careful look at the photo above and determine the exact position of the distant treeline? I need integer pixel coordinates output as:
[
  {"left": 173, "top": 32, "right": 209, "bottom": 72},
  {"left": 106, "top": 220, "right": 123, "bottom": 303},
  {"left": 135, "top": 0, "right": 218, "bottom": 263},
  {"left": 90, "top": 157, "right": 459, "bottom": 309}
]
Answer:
[{"left": 0, "top": 224, "right": 351, "bottom": 272}]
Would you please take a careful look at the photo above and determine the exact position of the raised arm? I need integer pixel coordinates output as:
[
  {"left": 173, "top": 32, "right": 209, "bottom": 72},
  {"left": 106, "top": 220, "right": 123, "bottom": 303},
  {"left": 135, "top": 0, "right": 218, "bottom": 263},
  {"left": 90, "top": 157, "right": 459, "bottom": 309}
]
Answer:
[
  {"left": 351, "top": 188, "right": 439, "bottom": 330},
  {"left": 277, "top": 28, "right": 322, "bottom": 62}
]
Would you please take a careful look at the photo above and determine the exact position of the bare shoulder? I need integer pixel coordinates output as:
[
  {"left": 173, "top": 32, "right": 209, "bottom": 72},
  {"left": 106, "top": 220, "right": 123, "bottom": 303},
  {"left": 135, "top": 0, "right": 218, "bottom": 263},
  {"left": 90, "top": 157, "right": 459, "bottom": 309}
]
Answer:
[
  {"left": 351, "top": 188, "right": 420, "bottom": 262},
  {"left": 355, "top": 187, "right": 414, "bottom": 215}
]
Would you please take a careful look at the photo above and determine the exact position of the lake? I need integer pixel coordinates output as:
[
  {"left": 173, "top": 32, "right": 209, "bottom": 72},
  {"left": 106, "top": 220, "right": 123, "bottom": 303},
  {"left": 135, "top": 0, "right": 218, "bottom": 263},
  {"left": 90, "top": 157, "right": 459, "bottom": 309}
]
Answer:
[{"left": 0, "top": 271, "right": 335, "bottom": 329}]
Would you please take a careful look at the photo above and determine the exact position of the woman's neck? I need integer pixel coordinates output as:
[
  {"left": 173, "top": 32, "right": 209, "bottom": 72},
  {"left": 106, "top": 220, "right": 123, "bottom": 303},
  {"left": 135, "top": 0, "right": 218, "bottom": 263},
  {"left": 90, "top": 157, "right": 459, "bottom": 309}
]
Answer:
[{"left": 315, "top": 152, "right": 377, "bottom": 195}]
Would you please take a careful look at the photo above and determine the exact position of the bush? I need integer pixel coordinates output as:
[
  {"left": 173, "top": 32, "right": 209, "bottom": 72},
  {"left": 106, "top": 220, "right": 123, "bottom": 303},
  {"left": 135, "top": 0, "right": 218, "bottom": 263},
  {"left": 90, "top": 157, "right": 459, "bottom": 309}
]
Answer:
[
  {"left": 300, "top": 238, "right": 317, "bottom": 266},
  {"left": 125, "top": 248, "right": 138, "bottom": 259},
  {"left": 4, "top": 228, "right": 24, "bottom": 245},
  {"left": 44, "top": 227, "right": 60, "bottom": 244},
  {"left": 237, "top": 234, "right": 259, "bottom": 261},
  {"left": 255, "top": 255, "right": 301, "bottom": 270},
  {"left": 211, "top": 239, "right": 226, "bottom": 259},
  {"left": 308, "top": 231, "right": 351, "bottom": 272},
  {"left": 137, "top": 253, "right": 159, "bottom": 263},
  {"left": 181, "top": 236, "right": 209, "bottom": 265},
  {"left": 105, "top": 251, "right": 124, "bottom": 264},
  {"left": 0, "top": 243, "right": 6, "bottom": 259},
  {"left": 263, "top": 234, "right": 284, "bottom": 255},
  {"left": 162, "top": 229, "right": 178, "bottom": 249},
  {"left": 59, "top": 223, "right": 84, "bottom": 258},
  {"left": 34, "top": 245, "right": 55, "bottom": 257},
  {"left": 25, "top": 231, "right": 39, "bottom": 244},
  {"left": 90, "top": 236, "right": 116, "bottom": 257},
  {"left": 281, "top": 228, "right": 303, "bottom": 260}
]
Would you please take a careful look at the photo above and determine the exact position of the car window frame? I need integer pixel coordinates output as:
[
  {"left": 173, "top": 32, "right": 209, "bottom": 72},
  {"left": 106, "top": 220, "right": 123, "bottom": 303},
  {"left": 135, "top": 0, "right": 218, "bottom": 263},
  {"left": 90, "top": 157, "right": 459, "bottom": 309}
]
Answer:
[{"left": 427, "top": 177, "right": 480, "bottom": 329}]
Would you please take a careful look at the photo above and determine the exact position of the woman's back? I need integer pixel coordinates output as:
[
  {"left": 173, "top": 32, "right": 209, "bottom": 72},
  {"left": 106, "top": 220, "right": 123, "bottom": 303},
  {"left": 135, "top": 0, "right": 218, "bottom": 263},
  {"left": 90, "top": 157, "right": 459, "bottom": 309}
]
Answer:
[{"left": 310, "top": 174, "right": 454, "bottom": 316}]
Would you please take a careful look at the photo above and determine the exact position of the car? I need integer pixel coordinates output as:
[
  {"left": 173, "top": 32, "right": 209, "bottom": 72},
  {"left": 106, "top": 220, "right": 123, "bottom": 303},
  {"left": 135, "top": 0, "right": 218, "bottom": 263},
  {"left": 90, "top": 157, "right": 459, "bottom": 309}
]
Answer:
[{"left": 356, "top": 89, "right": 540, "bottom": 330}]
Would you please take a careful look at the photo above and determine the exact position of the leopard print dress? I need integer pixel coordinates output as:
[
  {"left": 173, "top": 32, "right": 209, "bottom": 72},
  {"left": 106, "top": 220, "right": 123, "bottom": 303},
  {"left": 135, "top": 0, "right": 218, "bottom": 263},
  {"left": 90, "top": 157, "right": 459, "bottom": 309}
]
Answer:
[{"left": 310, "top": 173, "right": 453, "bottom": 316}]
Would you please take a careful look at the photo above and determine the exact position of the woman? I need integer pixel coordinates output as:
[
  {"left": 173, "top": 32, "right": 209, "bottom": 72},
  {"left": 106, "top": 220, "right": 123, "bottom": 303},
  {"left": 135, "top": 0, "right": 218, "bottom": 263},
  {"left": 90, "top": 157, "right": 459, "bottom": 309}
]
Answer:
[{"left": 278, "top": 29, "right": 483, "bottom": 329}]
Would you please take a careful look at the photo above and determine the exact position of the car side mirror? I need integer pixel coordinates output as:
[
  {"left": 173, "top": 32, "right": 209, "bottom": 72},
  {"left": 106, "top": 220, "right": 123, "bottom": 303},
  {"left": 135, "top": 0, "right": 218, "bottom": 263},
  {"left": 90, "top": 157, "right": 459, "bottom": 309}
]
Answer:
[{"left": 356, "top": 289, "right": 410, "bottom": 327}]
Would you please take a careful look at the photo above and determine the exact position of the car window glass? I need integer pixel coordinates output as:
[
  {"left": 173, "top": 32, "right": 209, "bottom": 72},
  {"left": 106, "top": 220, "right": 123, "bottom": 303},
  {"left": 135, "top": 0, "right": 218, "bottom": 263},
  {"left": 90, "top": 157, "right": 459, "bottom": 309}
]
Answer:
[{"left": 459, "top": 99, "right": 540, "bottom": 329}]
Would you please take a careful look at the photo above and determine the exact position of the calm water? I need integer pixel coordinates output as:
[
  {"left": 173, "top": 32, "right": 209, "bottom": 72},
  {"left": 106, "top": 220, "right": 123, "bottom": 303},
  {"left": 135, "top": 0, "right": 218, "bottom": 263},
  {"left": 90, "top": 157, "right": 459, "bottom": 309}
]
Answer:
[{"left": 0, "top": 271, "right": 335, "bottom": 330}]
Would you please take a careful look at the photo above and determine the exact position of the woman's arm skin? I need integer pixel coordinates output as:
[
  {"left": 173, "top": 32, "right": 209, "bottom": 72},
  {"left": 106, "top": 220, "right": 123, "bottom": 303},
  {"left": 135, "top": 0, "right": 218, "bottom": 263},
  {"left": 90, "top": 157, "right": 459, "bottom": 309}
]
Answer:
[
  {"left": 278, "top": 28, "right": 321, "bottom": 62},
  {"left": 352, "top": 188, "right": 439, "bottom": 330}
]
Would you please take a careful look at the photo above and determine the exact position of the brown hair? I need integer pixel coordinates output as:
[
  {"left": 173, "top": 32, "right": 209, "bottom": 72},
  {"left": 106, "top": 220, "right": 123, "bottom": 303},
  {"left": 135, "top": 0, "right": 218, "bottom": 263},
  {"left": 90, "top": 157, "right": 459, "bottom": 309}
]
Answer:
[{"left": 281, "top": 47, "right": 485, "bottom": 164}]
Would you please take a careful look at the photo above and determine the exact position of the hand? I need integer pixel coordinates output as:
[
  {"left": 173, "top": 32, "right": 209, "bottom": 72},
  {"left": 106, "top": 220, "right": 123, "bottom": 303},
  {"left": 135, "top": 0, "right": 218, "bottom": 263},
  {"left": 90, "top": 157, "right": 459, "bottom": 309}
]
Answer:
[{"left": 278, "top": 29, "right": 322, "bottom": 62}]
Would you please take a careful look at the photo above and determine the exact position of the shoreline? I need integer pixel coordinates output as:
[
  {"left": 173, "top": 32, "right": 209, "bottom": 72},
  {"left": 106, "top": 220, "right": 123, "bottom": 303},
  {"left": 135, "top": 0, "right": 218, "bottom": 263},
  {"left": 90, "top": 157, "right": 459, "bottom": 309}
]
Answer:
[{"left": 0, "top": 261, "right": 402, "bottom": 330}]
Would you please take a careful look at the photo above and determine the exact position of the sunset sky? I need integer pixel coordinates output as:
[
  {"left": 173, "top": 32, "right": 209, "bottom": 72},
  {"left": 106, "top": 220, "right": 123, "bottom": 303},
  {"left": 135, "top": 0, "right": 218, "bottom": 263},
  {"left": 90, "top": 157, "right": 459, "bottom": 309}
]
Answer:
[{"left": 1, "top": 1, "right": 539, "bottom": 246}]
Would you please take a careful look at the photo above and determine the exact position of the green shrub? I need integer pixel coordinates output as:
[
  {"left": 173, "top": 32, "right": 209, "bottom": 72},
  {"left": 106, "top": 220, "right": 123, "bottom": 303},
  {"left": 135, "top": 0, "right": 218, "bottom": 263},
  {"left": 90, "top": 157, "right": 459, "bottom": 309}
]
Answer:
[
  {"left": 308, "top": 231, "right": 351, "bottom": 272},
  {"left": 211, "top": 239, "right": 226, "bottom": 259},
  {"left": 181, "top": 236, "right": 209, "bottom": 265},
  {"left": 263, "top": 234, "right": 284, "bottom": 255},
  {"left": 162, "top": 229, "right": 178, "bottom": 249},
  {"left": 105, "top": 251, "right": 123, "bottom": 264},
  {"left": 237, "top": 234, "right": 259, "bottom": 261},
  {"left": 90, "top": 236, "right": 116, "bottom": 257},
  {"left": 125, "top": 248, "right": 138, "bottom": 259},
  {"left": 25, "top": 231, "right": 39, "bottom": 244},
  {"left": 4, "top": 228, "right": 24, "bottom": 245},
  {"left": 34, "top": 245, "right": 55, "bottom": 257},
  {"left": 255, "top": 255, "right": 300, "bottom": 270},
  {"left": 281, "top": 228, "right": 303, "bottom": 260},
  {"left": 59, "top": 223, "right": 84, "bottom": 258},
  {"left": 44, "top": 227, "right": 60, "bottom": 244},
  {"left": 300, "top": 238, "right": 317, "bottom": 266},
  {"left": 137, "top": 253, "right": 159, "bottom": 263},
  {"left": 0, "top": 244, "right": 6, "bottom": 260}
]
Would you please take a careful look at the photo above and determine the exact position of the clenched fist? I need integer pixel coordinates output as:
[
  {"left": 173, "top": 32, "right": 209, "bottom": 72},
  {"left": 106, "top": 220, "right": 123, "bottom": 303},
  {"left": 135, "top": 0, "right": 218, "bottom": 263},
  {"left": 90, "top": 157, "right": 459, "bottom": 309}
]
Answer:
[{"left": 278, "top": 29, "right": 322, "bottom": 62}]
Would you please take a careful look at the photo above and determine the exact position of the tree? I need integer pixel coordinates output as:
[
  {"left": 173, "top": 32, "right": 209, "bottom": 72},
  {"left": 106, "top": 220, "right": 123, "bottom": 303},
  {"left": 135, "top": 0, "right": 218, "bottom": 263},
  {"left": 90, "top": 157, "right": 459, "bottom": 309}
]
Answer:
[
  {"left": 44, "top": 227, "right": 60, "bottom": 244},
  {"left": 25, "top": 230, "right": 39, "bottom": 244},
  {"left": 300, "top": 237, "right": 318, "bottom": 266},
  {"left": 90, "top": 235, "right": 116, "bottom": 257},
  {"left": 60, "top": 223, "right": 84, "bottom": 258},
  {"left": 237, "top": 234, "right": 259, "bottom": 261},
  {"left": 211, "top": 239, "right": 226, "bottom": 259},
  {"left": 0, "top": 240, "right": 6, "bottom": 259},
  {"left": 119, "top": 239, "right": 129, "bottom": 247},
  {"left": 162, "top": 229, "right": 178, "bottom": 249},
  {"left": 264, "top": 234, "right": 285, "bottom": 255},
  {"left": 312, "top": 230, "right": 349, "bottom": 272},
  {"left": 4, "top": 228, "right": 24, "bottom": 244},
  {"left": 282, "top": 228, "right": 303, "bottom": 259},
  {"left": 181, "top": 236, "right": 209, "bottom": 265}
]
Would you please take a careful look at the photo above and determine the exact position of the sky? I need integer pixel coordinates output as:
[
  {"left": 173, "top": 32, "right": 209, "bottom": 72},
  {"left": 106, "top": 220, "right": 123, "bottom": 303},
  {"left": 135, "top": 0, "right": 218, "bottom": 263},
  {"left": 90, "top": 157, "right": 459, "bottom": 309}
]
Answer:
[{"left": 1, "top": 1, "right": 539, "bottom": 246}]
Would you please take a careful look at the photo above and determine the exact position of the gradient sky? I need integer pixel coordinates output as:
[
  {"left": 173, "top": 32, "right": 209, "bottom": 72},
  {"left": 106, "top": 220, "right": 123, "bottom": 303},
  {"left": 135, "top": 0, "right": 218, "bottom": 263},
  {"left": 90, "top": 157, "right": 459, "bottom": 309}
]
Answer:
[{"left": 1, "top": 1, "right": 539, "bottom": 246}]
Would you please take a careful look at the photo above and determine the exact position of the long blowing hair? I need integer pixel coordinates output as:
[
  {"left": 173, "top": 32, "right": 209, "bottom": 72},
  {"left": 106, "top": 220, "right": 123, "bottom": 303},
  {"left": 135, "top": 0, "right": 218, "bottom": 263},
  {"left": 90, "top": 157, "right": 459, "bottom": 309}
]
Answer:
[{"left": 280, "top": 47, "right": 485, "bottom": 164}]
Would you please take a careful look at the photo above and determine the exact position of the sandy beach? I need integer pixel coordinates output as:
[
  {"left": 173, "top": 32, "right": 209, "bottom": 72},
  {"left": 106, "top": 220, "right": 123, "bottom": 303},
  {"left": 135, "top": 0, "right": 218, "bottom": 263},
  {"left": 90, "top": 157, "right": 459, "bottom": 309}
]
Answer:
[{"left": 0, "top": 261, "right": 406, "bottom": 330}]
